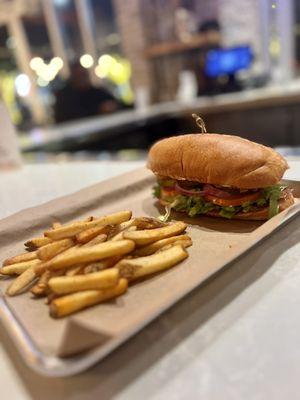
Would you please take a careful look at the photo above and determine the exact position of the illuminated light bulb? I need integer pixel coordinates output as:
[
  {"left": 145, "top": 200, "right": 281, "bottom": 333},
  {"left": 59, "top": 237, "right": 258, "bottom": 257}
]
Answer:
[
  {"left": 98, "top": 54, "right": 115, "bottom": 68},
  {"left": 30, "top": 57, "right": 44, "bottom": 71},
  {"left": 95, "top": 65, "right": 107, "bottom": 78},
  {"left": 110, "top": 62, "right": 124, "bottom": 77},
  {"left": 80, "top": 54, "right": 94, "bottom": 68},
  {"left": 272, "top": 4, "right": 276, "bottom": 9},
  {"left": 51, "top": 57, "right": 64, "bottom": 70},
  {"left": 15, "top": 74, "right": 31, "bottom": 97},
  {"left": 37, "top": 77, "right": 49, "bottom": 87}
]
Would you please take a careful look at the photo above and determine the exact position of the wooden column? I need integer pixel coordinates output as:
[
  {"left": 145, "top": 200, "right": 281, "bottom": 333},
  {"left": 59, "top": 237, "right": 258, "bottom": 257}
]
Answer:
[
  {"left": 74, "top": 0, "right": 98, "bottom": 85},
  {"left": 113, "top": 0, "right": 153, "bottom": 99},
  {"left": 42, "top": 0, "right": 70, "bottom": 78},
  {"left": 7, "top": 15, "right": 47, "bottom": 124}
]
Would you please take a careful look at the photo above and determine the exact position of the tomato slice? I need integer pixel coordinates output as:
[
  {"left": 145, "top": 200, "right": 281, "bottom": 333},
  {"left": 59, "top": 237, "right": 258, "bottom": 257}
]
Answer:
[
  {"left": 205, "top": 192, "right": 261, "bottom": 206},
  {"left": 161, "top": 188, "right": 177, "bottom": 198}
]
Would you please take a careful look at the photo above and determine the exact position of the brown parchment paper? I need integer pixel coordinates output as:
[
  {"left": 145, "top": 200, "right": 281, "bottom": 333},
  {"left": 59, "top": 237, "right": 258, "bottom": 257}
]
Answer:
[{"left": 0, "top": 167, "right": 300, "bottom": 358}]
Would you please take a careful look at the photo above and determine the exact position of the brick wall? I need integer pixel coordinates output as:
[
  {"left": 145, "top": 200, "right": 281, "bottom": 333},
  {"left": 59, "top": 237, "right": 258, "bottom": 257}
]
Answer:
[{"left": 113, "top": 0, "right": 153, "bottom": 95}]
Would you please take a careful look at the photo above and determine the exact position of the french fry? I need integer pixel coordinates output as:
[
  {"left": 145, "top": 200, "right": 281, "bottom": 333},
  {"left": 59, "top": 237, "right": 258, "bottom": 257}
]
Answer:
[
  {"left": 46, "top": 292, "right": 58, "bottom": 305},
  {"left": 6, "top": 266, "right": 37, "bottom": 296},
  {"left": 50, "top": 278, "right": 128, "bottom": 318},
  {"left": 106, "top": 218, "right": 164, "bottom": 240},
  {"left": 159, "top": 239, "right": 192, "bottom": 252},
  {"left": 133, "top": 235, "right": 192, "bottom": 257},
  {"left": 24, "top": 236, "right": 52, "bottom": 250},
  {"left": 3, "top": 251, "right": 38, "bottom": 266},
  {"left": 34, "top": 244, "right": 81, "bottom": 275},
  {"left": 44, "top": 211, "right": 132, "bottom": 240},
  {"left": 109, "top": 219, "right": 137, "bottom": 235},
  {"left": 36, "top": 240, "right": 135, "bottom": 272},
  {"left": 1, "top": 209, "right": 193, "bottom": 318},
  {"left": 37, "top": 238, "right": 75, "bottom": 261},
  {"left": 65, "top": 265, "right": 85, "bottom": 276},
  {"left": 133, "top": 217, "right": 167, "bottom": 230},
  {"left": 76, "top": 226, "right": 109, "bottom": 244},
  {"left": 31, "top": 270, "right": 52, "bottom": 297},
  {"left": 82, "top": 233, "right": 107, "bottom": 247},
  {"left": 52, "top": 221, "right": 62, "bottom": 229},
  {"left": 83, "top": 255, "right": 122, "bottom": 273},
  {"left": 116, "top": 245, "right": 188, "bottom": 281},
  {"left": 0, "top": 259, "right": 41, "bottom": 276},
  {"left": 110, "top": 226, "right": 137, "bottom": 241},
  {"left": 49, "top": 268, "right": 119, "bottom": 295},
  {"left": 123, "top": 221, "right": 187, "bottom": 246}
]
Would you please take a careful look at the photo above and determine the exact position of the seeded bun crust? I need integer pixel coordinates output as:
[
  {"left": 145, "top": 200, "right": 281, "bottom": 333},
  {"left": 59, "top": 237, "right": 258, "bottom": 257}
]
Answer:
[
  {"left": 158, "top": 188, "right": 294, "bottom": 221},
  {"left": 147, "top": 134, "right": 289, "bottom": 189}
]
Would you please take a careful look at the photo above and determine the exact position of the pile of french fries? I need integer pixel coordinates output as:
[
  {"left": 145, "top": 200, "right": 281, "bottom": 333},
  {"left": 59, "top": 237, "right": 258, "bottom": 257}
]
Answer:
[{"left": 0, "top": 211, "right": 192, "bottom": 318}]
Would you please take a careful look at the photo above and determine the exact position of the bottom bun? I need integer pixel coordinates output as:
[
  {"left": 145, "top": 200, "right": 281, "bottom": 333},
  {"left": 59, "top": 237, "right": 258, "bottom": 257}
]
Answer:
[{"left": 159, "top": 189, "right": 294, "bottom": 221}]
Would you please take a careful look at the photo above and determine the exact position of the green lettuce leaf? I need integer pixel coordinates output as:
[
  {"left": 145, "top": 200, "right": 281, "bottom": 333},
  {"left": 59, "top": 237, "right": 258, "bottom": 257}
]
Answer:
[
  {"left": 152, "top": 185, "right": 161, "bottom": 199},
  {"left": 262, "top": 185, "right": 286, "bottom": 218},
  {"left": 157, "top": 178, "right": 175, "bottom": 187},
  {"left": 154, "top": 181, "right": 284, "bottom": 220},
  {"left": 219, "top": 206, "right": 237, "bottom": 219}
]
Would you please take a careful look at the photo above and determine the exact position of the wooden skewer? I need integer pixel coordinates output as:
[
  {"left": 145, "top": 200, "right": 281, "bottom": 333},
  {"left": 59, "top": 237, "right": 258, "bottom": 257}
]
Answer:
[{"left": 192, "top": 113, "right": 207, "bottom": 133}]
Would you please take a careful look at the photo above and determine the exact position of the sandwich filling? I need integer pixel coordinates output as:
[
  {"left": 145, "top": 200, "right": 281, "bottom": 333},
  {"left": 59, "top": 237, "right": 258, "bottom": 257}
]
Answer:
[{"left": 153, "top": 177, "right": 287, "bottom": 221}]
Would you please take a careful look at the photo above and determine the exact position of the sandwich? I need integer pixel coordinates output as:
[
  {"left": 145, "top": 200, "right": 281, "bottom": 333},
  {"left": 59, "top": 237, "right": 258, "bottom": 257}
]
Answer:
[{"left": 147, "top": 133, "right": 294, "bottom": 221}]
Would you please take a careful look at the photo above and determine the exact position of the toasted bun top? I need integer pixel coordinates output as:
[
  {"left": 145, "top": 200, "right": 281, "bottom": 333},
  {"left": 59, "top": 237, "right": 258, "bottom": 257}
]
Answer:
[{"left": 147, "top": 134, "right": 289, "bottom": 189}]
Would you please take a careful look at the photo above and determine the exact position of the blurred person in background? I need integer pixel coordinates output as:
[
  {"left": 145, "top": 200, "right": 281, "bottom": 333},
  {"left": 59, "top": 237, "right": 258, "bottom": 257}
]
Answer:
[
  {"left": 190, "top": 20, "right": 242, "bottom": 95},
  {"left": 54, "top": 62, "right": 124, "bottom": 123}
]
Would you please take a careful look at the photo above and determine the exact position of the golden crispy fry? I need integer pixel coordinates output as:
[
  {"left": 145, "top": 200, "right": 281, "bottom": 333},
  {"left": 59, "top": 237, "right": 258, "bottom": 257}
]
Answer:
[
  {"left": 65, "top": 265, "right": 85, "bottom": 276},
  {"left": 123, "top": 221, "right": 187, "bottom": 246},
  {"left": 81, "top": 233, "right": 108, "bottom": 247},
  {"left": 31, "top": 270, "right": 52, "bottom": 297},
  {"left": 50, "top": 278, "right": 128, "bottom": 318},
  {"left": 3, "top": 251, "right": 38, "bottom": 266},
  {"left": 34, "top": 244, "right": 80, "bottom": 275},
  {"left": 133, "top": 234, "right": 192, "bottom": 257},
  {"left": 159, "top": 239, "right": 192, "bottom": 252},
  {"left": 110, "top": 219, "right": 138, "bottom": 234},
  {"left": 76, "top": 226, "right": 109, "bottom": 244},
  {"left": 52, "top": 221, "right": 62, "bottom": 229},
  {"left": 49, "top": 268, "right": 119, "bottom": 295},
  {"left": 37, "top": 238, "right": 75, "bottom": 261},
  {"left": 110, "top": 226, "right": 137, "bottom": 241},
  {"left": 6, "top": 267, "right": 37, "bottom": 296},
  {"left": 106, "top": 218, "right": 164, "bottom": 240},
  {"left": 133, "top": 217, "right": 167, "bottom": 230},
  {"left": 116, "top": 245, "right": 188, "bottom": 281},
  {"left": 46, "top": 292, "right": 58, "bottom": 305},
  {"left": 24, "top": 236, "right": 52, "bottom": 250},
  {"left": 36, "top": 240, "right": 135, "bottom": 272},
  {"left": 83, "top": 255, "right": 122, "bottom": 273},
  {"left": 52, "top": 216, "right": 95, "bottom": 229},
  {"left": 44, "top": 211, "right": 132, "bottom": 240},
  {"left": 0, "top": 259, "right": 41, "bottom": 276}
]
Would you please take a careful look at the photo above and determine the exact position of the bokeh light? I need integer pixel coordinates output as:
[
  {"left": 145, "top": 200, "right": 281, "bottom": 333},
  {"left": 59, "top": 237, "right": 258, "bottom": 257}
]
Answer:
[
  {"left": 30, "top": 57, "right": 44, "bottom": 71},
  {"left": 80, "top": 54, "right": 94, "bottom": 68},
  {"left": 15, "top": 74, "right": 31, "bottom": 97}
]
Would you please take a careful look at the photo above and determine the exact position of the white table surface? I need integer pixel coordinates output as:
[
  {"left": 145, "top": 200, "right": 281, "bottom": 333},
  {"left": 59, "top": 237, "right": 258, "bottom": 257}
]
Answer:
[{"left": 1, "top": 160, "right": 300, "bottom": 400}]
